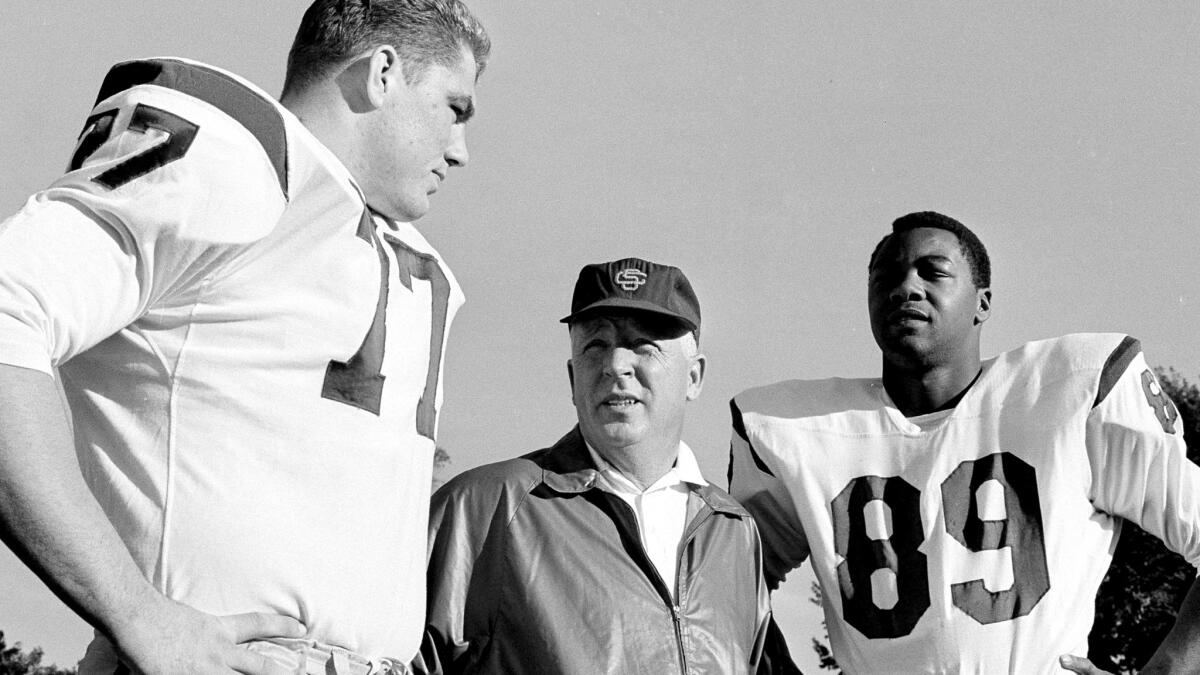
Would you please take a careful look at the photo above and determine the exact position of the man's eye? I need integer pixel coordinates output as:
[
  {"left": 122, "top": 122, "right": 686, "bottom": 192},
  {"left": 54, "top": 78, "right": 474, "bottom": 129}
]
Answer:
[{"left": 917, "top": 263, "right": 950, "bottom": 279}]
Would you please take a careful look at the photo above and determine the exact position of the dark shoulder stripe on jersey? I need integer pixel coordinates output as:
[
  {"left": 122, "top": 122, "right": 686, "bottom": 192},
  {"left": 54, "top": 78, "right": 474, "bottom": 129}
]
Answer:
[
  {"left": 1094, "top": 335, "right": 1142, "bottom": 408},
  {"left": 95, "top": 59, "right": 288, "bottom": 194},
  {"left": 729, "top": 398, "right": 776, "bottom": 477}
]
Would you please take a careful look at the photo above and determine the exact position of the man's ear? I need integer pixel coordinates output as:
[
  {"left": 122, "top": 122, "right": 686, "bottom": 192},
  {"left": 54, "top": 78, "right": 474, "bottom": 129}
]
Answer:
[
  {"left": 566, "top": 360, "right": 575, "bottom": 397},
  {"left": 686, "top": 353, "right": 707, "bottom": 401},
  {"left": 365, "top": 44, "right": 404, "bottom": 109},
  {"left": 975, "top": 288, "right": 992, "bottom": 325}
]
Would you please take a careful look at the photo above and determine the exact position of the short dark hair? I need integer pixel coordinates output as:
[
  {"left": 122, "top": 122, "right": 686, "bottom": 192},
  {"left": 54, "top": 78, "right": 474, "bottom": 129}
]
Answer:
[
  {"left": 867, "top": 211, "right": 991, "bottom": 288},
  {"left": 283, "top": 0, "right": 491, "bottom": 95}
]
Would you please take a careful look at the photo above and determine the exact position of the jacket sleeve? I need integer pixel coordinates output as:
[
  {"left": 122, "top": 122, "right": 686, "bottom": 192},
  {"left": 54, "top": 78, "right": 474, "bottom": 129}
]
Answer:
[
  {"left": 755, "top": 616, "right": 804, "bottom": 675},
  {"left": 748, "top": 515, "right": 804, "bottom": 675},
  {"left": 415, "top": 470, "right": 510, "bottom": 675}
]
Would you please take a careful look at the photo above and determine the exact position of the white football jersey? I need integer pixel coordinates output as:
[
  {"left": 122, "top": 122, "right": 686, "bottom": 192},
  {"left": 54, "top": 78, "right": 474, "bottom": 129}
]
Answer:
[
  {"left": 729, "top": 334, "right": 1199, "bottom": 675},
  {"left": 0, "top": 58, "right": 463, "bottom": 667}
]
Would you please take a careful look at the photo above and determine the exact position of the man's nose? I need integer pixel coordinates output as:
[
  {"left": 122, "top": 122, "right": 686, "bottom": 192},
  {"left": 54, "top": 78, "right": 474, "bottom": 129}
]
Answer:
[
  {"left": 890, "top": 269, "right": 925, "bottom": 303},
  {"left": 602, "top": 347, "right": 636, "bottom": 378},
  {"left": 446, "top": 124, "right": 469, "bottom": 168}
]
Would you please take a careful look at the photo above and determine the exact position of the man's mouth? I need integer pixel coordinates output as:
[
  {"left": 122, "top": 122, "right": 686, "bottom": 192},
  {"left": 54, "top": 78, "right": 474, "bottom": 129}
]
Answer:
[
  {"left": 602, "top": 394, "right": 640, "bottom": 409},
  {"left": 889, "top": 307, "right": 929, "bottom": 323}
]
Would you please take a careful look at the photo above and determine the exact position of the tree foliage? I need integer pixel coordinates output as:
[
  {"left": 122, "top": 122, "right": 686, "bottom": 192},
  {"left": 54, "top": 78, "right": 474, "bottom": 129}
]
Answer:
[
  {"left": 1087, "top": 367, "right": 1200, "bottom": 674},
  {"left": 808, "top": 367, "right": 1200, "bottom": 673},
  {"left": 0, "top": 632, "right": 75, "bottom": 675},
  {"left": 808, "top": 582, "right": 842, "bottom": 672}
]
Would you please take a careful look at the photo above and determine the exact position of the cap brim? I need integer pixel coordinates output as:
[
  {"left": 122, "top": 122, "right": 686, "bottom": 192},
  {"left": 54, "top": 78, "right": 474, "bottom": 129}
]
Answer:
[{"left": 559, "top": 298, "right": 698, "bottom": 331}]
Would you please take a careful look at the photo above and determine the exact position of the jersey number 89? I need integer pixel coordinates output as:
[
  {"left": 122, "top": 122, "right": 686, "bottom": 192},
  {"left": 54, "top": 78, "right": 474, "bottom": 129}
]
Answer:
[{"left": 831, "top": 452, "right": 1050, "bottom": 639}]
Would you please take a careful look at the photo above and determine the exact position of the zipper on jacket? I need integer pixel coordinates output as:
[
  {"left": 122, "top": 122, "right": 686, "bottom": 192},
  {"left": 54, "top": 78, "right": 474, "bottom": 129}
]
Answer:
[
  {"left": 670, "top": 602, "right": 687, "bottom": 674},
  {"left": 594, "top": 492, "right": 691, "bottom": 673},
  {"left": 670, "top": 503, "right": 716, "bottom": 675}
]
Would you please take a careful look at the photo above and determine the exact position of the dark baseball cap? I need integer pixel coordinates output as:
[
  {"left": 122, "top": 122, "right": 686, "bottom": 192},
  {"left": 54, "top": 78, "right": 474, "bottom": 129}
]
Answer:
[{"left": 560, "top": 257, "right": 700, "bottom": 332}]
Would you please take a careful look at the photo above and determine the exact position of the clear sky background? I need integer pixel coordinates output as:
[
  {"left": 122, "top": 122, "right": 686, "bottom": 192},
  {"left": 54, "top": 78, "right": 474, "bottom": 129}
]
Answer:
[{"left": 1, "top": 2, "right": 1198, "bottom": 671}]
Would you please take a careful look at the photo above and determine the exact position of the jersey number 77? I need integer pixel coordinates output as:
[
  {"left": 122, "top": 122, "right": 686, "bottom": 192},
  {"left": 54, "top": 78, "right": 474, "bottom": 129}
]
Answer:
[
  {"left": 72, "top": 100, "right": 450, "bottom": 443},
  {"left": 322, "top": 211, "right": 451, "bottom": 441}
]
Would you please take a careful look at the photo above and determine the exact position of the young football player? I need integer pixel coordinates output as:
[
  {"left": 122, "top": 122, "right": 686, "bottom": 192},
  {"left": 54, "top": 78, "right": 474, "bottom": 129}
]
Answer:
[
  {"left": 729, "top": 211, "right": 1200, "bottom": 674},
  {"left": 0, "top": 2, "right": 489, "bottom": 673}
]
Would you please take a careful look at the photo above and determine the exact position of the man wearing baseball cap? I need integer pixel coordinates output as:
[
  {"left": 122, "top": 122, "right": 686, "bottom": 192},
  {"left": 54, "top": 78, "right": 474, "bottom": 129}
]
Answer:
[{"left": 419, "top": 258, "right": 775, "bottom": 673}]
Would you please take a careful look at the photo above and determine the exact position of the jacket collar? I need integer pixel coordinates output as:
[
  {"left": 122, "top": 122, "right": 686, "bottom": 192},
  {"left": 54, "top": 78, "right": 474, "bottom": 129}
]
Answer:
[
  {"left": 537, "top": 426, "right": 748, "bottom": 519},
  {"left": 690, "top": 482, "right": 750, "bottom": 518},
  {"left": 538, "top": 427, "right": 602, "bottom": 494}
]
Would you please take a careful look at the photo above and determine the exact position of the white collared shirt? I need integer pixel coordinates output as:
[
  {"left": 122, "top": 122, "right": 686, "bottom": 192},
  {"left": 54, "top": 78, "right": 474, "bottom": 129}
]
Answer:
[{"left": 585, "top": 441, "right": 708, "bottom": 600}]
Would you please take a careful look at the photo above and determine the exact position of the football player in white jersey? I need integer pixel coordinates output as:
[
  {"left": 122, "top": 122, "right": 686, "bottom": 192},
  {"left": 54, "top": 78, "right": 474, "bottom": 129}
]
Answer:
[
  {"left": 728, "top": 212, "right": 1200, "bottom": 674},
  {"left": 0, "top": 2, "right": 489, "bottom": 674}
]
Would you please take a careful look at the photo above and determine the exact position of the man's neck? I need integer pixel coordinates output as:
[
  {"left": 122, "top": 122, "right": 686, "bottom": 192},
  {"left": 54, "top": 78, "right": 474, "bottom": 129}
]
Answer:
[
  {"left": 279, "top": 86, "right": 357, "bottom": 167},
  {"left": 588, "top": 439, "right": 679, "bottom": 491},
  {"left": 882, "top": 358, "right": 982, "bottom": 418}
]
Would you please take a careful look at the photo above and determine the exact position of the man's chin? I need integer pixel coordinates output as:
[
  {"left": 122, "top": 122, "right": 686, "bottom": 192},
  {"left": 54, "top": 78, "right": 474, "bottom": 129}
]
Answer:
[
  {"left": 582, "top": 421, "right": 644, "bottom": 449},
  {"left": 881, "top": 336, "right": 936, "bottom": 367},
  {"left": 372, "top": 197, "right": 429, "bottom": 224},
  {"left": 402, "top": 198, "right": 431, "bottom": 222}
]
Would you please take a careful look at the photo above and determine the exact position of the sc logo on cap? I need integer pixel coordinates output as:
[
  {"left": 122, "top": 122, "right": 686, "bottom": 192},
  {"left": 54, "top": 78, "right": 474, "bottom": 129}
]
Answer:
[{"left": 614, "top": 268, "right": 647, "bottom": 292}]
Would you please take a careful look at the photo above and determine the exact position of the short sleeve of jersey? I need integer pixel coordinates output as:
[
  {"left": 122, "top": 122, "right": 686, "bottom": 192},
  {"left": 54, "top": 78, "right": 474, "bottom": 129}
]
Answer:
[
  {"left": 728, "top": 396, "right": 811, "bottom": 589},
  {"left": 1087, "top": 336, "right": 1200, "bottom": 568},
  {"left": 0, "top": 58, "right": 288, "bottom": 372}
]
